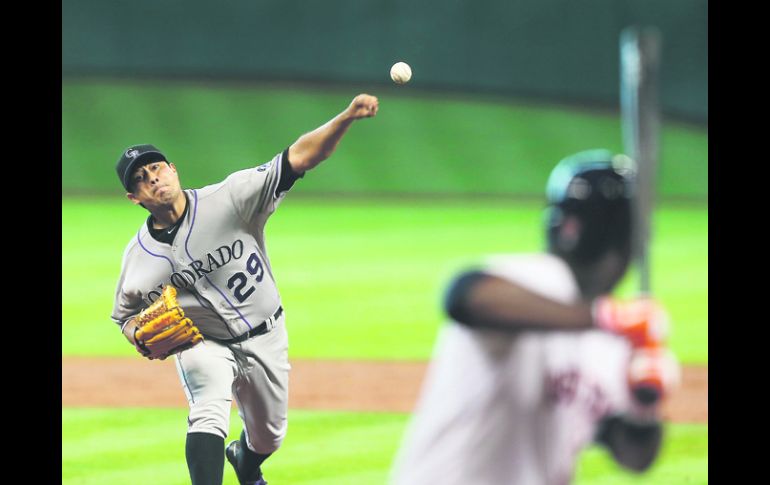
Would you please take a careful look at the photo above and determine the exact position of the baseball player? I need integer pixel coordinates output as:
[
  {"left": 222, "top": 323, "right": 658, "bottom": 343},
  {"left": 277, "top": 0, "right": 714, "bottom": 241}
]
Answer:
[
  {"left": 111, "top": 94, "right": 379, "bottom": 485},
  {"left": 389, "top": 150, "right": 679, "bottom": 485}
]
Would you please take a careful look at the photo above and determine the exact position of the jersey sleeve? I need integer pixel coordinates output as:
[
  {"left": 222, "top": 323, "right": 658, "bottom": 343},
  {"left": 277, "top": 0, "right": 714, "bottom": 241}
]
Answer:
[
  {"left": 225, "top": 150, "right": 300, "bottom": 225},
  {"left": 110, "top": 246, "right": 144, "bottom": 330},
  {"left": 277, "top": 147, "right": 304, "bottom": 193}
]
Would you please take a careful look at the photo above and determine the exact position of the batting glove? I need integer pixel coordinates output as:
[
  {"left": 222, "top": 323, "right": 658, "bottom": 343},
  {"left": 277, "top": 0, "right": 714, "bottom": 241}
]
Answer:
[
  {"left": 627, "top": 345, "right": 681, "bottom": 407},
  {"left": 592, "top": 296, "right": 669, "bottom": 348}
]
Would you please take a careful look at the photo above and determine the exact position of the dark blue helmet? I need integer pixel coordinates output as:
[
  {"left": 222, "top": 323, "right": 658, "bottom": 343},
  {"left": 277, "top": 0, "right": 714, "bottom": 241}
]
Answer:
[{"left": 545, "top": 149, "right": 635, "bottom": 264}]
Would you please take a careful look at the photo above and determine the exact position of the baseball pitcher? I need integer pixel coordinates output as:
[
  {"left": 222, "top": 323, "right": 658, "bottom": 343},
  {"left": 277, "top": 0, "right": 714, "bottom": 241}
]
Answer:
[
  {"left": 389, "top": 150, "right": 679, "bottom": 485},
  {"left": 111, "top": 94, "right": 378, "bottom": 485}
]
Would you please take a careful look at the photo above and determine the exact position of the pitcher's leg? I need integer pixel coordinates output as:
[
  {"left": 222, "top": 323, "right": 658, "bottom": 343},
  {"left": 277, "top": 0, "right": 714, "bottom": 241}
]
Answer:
[
  {"left": 176, "top": 341, "right": 238, "bottom": 485},
  {"left": 186, "top": 432, "right": 225, "bottom": 485},
  {"left": 230, "top": 320, "right": 290, "bottom": 482}
]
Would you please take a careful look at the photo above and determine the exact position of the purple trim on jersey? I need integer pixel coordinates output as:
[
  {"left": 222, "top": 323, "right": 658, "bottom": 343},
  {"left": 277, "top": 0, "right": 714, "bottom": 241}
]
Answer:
[
  {"left": 137, "top": 205, "right": 232, "bottom": 336},
  {"left": 185, "top": 189, "right": 255, "bottom": 330},
  {"left": 136, "top": 230, "right": 176, "bottom": 271},
  {"left": 160, "top": 191, "right": 232, "bottom": 338}
]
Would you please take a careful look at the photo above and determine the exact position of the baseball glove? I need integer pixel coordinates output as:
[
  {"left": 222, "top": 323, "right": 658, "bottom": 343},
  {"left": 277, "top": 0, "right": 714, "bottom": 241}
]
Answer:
[{"left": 133, "top": 285, "right": 203, "bottom": 360}]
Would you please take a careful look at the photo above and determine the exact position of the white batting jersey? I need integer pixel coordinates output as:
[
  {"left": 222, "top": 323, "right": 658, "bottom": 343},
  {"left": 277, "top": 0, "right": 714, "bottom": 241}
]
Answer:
[
  {"left": 390, "top": 253, "right": 634, "bottom": 485},
  {"left": 111, "top": 151, "right": 290, "bottom": 341}
]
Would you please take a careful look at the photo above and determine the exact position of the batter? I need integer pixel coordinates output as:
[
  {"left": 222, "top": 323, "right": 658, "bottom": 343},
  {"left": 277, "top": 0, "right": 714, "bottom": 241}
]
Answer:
[{"left": 389, "top": 150, "right": 678, "bottom": 485}]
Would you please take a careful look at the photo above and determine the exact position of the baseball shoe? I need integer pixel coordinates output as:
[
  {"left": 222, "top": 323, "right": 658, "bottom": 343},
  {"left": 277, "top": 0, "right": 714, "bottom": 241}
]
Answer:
[{"left": 225, "top": 440, "right": 268, "bottom": 485}]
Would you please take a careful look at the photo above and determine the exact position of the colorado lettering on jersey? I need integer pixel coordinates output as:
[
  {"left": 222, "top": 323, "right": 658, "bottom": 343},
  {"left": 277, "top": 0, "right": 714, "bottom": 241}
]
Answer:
[{"left": 143, "top": 239, "right": 253, "bottom": 305}]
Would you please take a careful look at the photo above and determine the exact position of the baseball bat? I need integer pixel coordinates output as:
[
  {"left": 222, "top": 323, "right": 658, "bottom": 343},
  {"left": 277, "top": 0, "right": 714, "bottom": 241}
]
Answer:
[{"left": 620, "top": 27, "right": 661, "bottom": 295}]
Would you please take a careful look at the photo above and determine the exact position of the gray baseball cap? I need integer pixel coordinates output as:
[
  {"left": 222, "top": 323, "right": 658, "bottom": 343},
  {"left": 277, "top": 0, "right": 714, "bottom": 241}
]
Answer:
[{"left": 116, "top": 144, "right": 168, "bottom": 192}]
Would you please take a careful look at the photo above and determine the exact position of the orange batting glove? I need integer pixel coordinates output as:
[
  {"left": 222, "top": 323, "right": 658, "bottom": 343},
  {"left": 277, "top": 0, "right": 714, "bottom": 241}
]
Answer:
[
  {"left": 627, "top": 345, "right": 681, "bottom": 406},
  {"left": 592, "top": 295, "right": 669, "bottom": 348},
  {"left": 592, "top": 295, "right": 680, "bottom": 406}
]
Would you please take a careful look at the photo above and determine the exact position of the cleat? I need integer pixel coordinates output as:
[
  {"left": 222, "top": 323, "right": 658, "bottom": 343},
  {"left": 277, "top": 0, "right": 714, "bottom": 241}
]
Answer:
[{"left": 225, "top": 440, "right": 267, "bottom": 485}]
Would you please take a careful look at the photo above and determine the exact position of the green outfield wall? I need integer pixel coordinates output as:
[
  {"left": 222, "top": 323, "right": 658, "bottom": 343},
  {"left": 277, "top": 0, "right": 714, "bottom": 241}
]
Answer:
[{"left": 62, "top": 0, "right": 707, "bottom": 123}]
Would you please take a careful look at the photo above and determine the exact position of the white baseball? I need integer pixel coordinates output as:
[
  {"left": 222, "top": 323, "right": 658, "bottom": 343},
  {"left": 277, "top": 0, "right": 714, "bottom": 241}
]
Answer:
[{"left": 390, "top": 62, "right": 412, "bottom": 85}]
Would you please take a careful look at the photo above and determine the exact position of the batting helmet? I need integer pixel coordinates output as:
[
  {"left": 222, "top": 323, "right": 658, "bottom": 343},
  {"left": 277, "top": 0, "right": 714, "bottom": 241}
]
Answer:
[{"left": 545, "top": 149, "right": 635, "bottom": 265}]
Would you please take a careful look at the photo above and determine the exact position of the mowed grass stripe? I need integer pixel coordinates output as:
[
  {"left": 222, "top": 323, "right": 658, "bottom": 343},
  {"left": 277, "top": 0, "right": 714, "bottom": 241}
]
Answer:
[
  {"left": 63, "top": 198, "right": 707, "bottom": 362},
  {"left": 62, "top": 408, "right": 707, "bottom": 485},
  {"left": 62, "top": 408, "right": 409, "bottom": 485},
  {"left": 62, "top": 80, "right": 708, "bottom": 198}
]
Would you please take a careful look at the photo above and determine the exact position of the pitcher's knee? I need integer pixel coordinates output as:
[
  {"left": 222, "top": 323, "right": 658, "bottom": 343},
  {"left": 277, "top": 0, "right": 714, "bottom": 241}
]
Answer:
[
  {"left": 187, "top": 399, "right": 231, "bottom": 439},
  {"left": 245, "top": 417, "right": 288, "bottom": 454}
]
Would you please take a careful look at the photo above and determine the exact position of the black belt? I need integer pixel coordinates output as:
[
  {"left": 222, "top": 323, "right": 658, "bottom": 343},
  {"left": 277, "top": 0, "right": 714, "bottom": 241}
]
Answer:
[{"left": 205, "top": 306, "right": 283, "bottom": 345}]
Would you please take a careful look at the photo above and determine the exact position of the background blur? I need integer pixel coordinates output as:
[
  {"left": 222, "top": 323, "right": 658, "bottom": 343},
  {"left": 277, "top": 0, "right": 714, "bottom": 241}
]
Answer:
[
  {"left": 62, "top": 1, "right": 708, "bottom": 484},
  {"left": 62, "top": 0, "right": 707, "bottom": 197}
]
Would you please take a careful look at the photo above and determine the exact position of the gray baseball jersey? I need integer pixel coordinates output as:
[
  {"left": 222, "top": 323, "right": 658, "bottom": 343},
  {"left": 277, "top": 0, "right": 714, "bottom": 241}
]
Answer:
[
  {"left": 112, "top": 151, "right": 288, "bottom": 339},
  {"left": 389, "top": 253, "right": 634, "bottom": 485},
  {"left": 111, "top": 150, "right": 295, "bottom": 452}
]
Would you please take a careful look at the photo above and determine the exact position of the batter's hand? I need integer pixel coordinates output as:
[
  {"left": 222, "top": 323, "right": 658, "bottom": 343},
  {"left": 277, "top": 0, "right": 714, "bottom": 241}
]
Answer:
[
  {"left": 346, "top": 94, "right": 379, "bottom": 119},
  {"left": 592, "top": 296, "right": 668, "bottom": 348},
  {"left": 627, "top": 345, "right": 681, "bottom": 407}
]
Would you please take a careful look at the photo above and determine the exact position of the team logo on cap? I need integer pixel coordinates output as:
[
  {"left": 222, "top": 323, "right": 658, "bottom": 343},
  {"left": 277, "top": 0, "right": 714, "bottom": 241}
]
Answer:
[{"left": 126, "top": 149, "right": 139, "bottom": 158}]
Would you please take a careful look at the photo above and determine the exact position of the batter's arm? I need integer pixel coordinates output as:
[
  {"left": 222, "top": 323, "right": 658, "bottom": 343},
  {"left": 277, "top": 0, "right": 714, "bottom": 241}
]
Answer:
[
  {"left": 287, "top": 94, "right": 378, "bottom": 173},
  {"left": 445, "top": 270, "right": 595, "bottom": 331}
]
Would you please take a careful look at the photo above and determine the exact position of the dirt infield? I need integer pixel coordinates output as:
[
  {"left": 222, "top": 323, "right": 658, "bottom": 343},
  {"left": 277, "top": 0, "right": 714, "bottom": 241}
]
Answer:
[{"left": 62, "top": 357, "right": 707, "bottom": 423}]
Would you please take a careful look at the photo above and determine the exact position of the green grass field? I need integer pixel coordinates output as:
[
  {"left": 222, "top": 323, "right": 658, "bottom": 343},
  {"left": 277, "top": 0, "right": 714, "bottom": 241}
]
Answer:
[
  {"left": 62, "top": 197, "right": 707, "bottom": 363},
  {"left": 62, "top": 408, "right": 707, "bottom": 485},
  {"left": 62, "top": 197, "right": 707, "bottom": 484}
]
